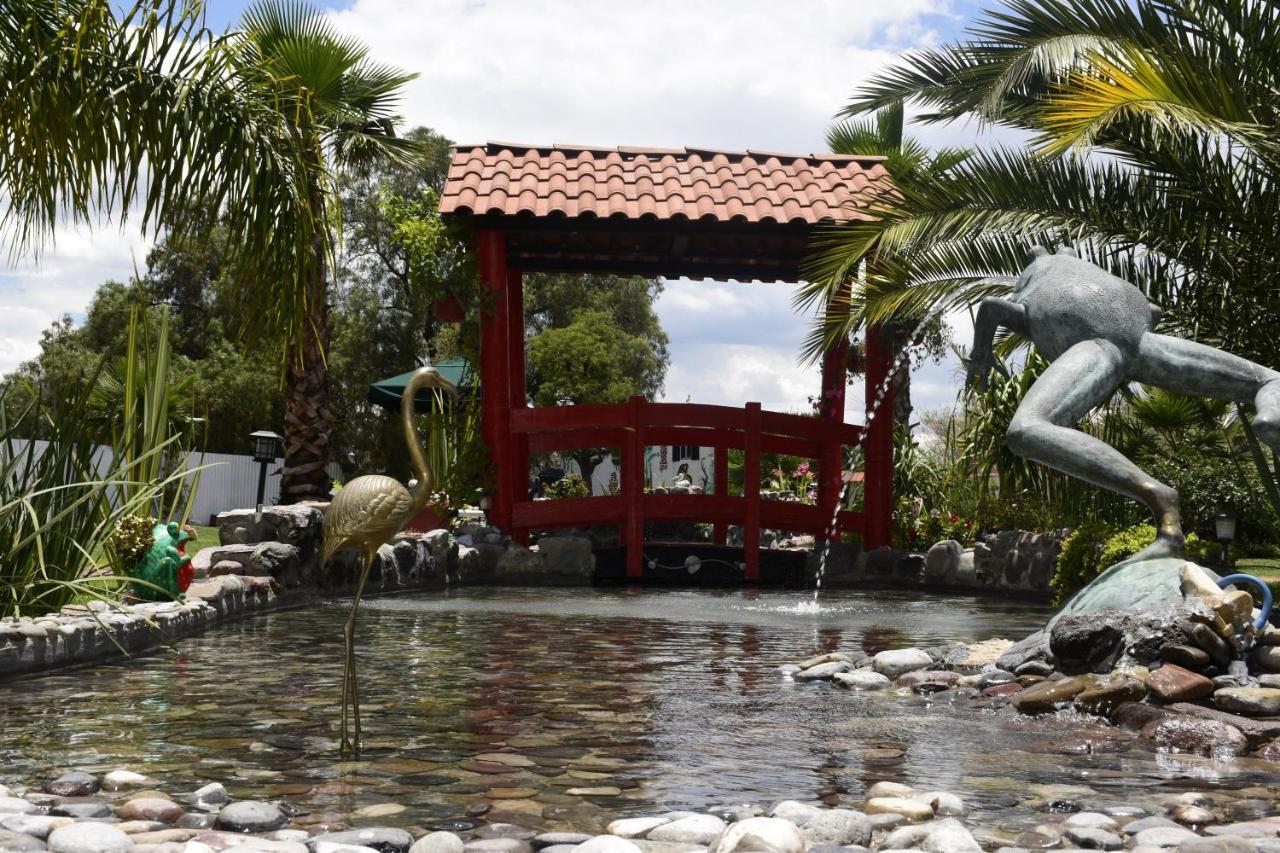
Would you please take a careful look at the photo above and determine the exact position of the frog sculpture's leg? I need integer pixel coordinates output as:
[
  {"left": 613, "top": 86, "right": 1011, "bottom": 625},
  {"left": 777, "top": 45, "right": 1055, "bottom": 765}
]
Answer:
[
  {"left": 1130, "top": 333, "right": 1280, "bottom": 447},
  {"left": 1007, "top": 338, "right": 1185, "bottom": 557}
]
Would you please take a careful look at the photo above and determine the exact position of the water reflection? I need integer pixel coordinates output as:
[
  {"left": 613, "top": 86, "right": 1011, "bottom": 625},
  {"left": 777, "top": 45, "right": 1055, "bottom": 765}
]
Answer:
[{"left": 2, "top": 588, "right": 1271, "bottom": 835}]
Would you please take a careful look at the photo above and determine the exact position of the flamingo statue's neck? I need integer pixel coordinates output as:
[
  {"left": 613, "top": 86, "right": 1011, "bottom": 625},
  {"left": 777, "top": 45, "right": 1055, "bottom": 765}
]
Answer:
[{"left": 402, "top": 368, "right": 440, "bottom": 514}]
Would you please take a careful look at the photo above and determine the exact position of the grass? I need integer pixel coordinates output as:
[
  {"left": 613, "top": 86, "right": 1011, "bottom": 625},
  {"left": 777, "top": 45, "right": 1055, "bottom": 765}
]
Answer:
[{"left": 187, "top": 524, "right": 220, "bottom": 548}]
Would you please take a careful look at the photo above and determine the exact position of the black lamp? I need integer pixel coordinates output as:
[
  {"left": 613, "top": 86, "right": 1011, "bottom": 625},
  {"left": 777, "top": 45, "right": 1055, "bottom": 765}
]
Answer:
[
  {"left": 1214, "top": 508, "right": 1237, "bottom": 568},
  {"left": 249, "top": 430, "right": 284, "bottom": 510}
]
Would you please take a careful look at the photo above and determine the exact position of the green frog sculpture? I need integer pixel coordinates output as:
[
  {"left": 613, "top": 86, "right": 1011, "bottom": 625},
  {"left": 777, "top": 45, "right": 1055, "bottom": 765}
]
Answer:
[{"left": 129, "top": 522, "right": 195, "bottom": 601}]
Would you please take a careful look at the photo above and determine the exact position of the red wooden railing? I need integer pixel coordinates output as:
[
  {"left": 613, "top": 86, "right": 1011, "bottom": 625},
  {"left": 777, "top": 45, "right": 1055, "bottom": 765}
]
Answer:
[{"left": 505, "top": 396, "right": 865, "bottom": 580}]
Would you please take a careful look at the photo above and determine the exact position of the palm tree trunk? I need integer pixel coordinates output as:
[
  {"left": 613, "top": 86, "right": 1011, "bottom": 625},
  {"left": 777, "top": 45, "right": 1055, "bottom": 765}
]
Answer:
[{"left": 889, "top": 322, "right": 913, "bottom": 427}]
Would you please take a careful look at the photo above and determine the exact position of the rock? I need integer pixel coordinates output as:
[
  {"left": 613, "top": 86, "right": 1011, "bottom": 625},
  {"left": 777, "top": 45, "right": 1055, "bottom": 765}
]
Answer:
[
  {"left": 1190, "top": 624, "right": 1233, "bottom": 668},
  {"left": 1214, "top": 688, "right": 1280, "bottom": 716},
  {"left": 833, "top": 671, "right": 891, "bottom": 691},
  {"left": 47, "top": 823, "right": 132, "bottom": 853},
  {"left": 1139, "top": 715, "right": 1247, "bottom": 757},
  {"left": 607, "top": 819, "right": 670, "bottom": 839},
  {"left": 1063, "top": 827, "right": 1122, "bottom": 850},
  {"left": 708, "top": 817, "right": 805, "bottom": 853},
  {"left": 44, "top": 772, "right": 99, "bottom": 798},
  {"left": 1, "top": 816, "right": 73, "bottom": 840},
  {"left": 793, "top": 810, "right": 870, "bottom": 846},
  {"left": 872, "top": 649, "right": 934, "bottom": 679},
  {"left": 411, "top": 832, "right": 466, "bottom": 853},
  {"left": 48, "top": 803, "right": 110, "bottom": 819},
  {"left": 193, "top": 783, "right": 229, "bottom": 806},
  {"left": 1016, "top": 660, "right": 1055, "bottom": 677},
  {"left": 648, "top": 817, "right": 725, "bottom": 845},
  {"left": 1180, "top": 839, "right": 1258, "bottom": 853},
  {"left": 793, "top": 661, "right": 853, "bottom": 681},
  {"left": 215, "top": 801, "right": 288, "bottom": 832},
  {"left": 101, "top": 770, "right": 153, "bottom": 792},
  {"left": 996, "top": 630, "right": 1050, "bottom": 672},
  {"left": 1170, "top": 805, "right": 1217, "bottom": 826},
  {"left": 925, "top": 541, "right": 963, "bottom": 583},
  {"left": 921, "top": 819, "right": 982, "bottom": 853},
  {"left": 867, "top": 783, "right": 917, "bottom": 799},
  {"left": 1075, "top": 677, "right": 1147, "bottom": 715},
  {"left": 1146, "top": 664, "right": 1215, "bottom": 702},
  {"left": 1160, "top": 644, "right": 1211, "bottom": 669},
  {"left": 865, "top": 798, "right": 934, "bottom": 821},
  {"left": 1124, "top": 816, "right": 1182, "bottom": 833},
  {"left": 313, "top": 843, "right": 380, "bottom": 853},
  {"left": 251, "top": 541, "right": 300, "bottom": 583},
  {"left": 0, "top": 830, "right": 47, "bottom": 851},
  {"left": 1066, "top": 814, "right": 1119, "bottom": 832},
  {"left": 537, "top": 537, "right": 595, "bottom": 577},
  {"left": 572, "top": 839, "right": 642, "bottom": 853},
  {"left": 466, "top": 840, "right": 532, "bottom": 853},
  {"left": 913, "top": 793, "right": 966, "bottom": 818},
  {"left": 0, "top": 797, "right": 38, "bottom": 815},
  {"left": 1051, "top": 613, "right": 1125, "bottom": 674},
  {"left": 896, "top": 671, "right": 962, "bottom": 690},
  {"left": 1128, "top": 826, "right": 1199, "bottom": 848},
  {"left": 312, "top": 828, "right": 414, "bottom": 853},
  {"left": 119, "top": 797, "right": 184, "bottom": 823},
  {"left": 534, "top": 835, "right": 592, "bottom": 850},
  {"left": 797, "top": 652, "right": 855, "bottom": 670},
  {"left": 177, "top": 815, "right": 217, "bottom": 830},
  {"left": 1012, "top": 676, "right": 1094, "bottom": 713},
  {"left": 1251, "top": 646, "right": 1280, "bottom": 673}
]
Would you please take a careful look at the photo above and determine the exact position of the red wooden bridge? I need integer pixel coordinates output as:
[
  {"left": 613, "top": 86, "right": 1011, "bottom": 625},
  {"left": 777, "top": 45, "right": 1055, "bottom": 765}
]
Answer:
[{"left": 440, "top": 143, "right": 897, "bottom": 581}]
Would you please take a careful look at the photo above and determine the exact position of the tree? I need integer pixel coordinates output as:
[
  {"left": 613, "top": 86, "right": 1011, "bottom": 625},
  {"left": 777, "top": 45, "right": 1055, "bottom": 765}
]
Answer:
[{"left": 230, "top": 1, "right": 424, "bottom": 502}]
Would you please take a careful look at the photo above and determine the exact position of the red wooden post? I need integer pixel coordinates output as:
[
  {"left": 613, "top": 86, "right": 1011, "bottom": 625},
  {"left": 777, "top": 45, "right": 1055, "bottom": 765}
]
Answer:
[
  {"left": 713, "top": 446, "right": 728, "bottom": 545},
  {"left": 623, "top": 395, "right": 646, "bottom": 578},
  {"left": 506, "top": 267, "right": 529, "bottom": 544},
  {"left": 863, "top": 325, "right": 894, "bottom": 549},
  {"left": 818, "top": 324, "right": 849, "bottom": 542},
  {"left": 743, "top": 402, "right": 762, "bottom": 582},
  {"left": 477, "top": 230, "right": 512, "bottom": 532}
]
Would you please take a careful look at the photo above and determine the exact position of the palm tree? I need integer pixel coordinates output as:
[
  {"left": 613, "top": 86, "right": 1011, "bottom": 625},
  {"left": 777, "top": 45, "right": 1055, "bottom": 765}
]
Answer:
[
  {"left": 802, "top": 0, "right": 1280, "bottom": 516},
  {"left": 803, "top": 100, "right": 968, "bottom": 426},
  {"left": 232, "top": 1, "right": 422, "bottom": 502}
]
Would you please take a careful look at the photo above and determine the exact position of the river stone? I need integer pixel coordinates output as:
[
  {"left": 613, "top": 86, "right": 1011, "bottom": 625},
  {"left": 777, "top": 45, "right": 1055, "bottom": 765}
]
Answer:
[
  {"left": 708, "top": 817, "right": 805, "bottom": 853},
  {"left": 48, "top": 803, "right": 110, "bottom": 819},
  {"left": 1139, "top": 715, "right": 1248, "bottom": 757},
  {"left": 119, "top": 797, "right": 185, "bottom": 823},
  {"left": 0, "top": 830, "right": 46, "bottom": 851},
  {"left": 913, "top": 793, "right": 966, "bottom": 818},
  {"left": 313, "top": 843, "right": 380, "bottom": 853},
  {"left": 920, "top": 818, "right": 981, "bottom": 853},
  {"left": 1066, "top": 814, "right": 1119, "bottom": 832},
  {"left": 1160, "top": 644, "right": 1210, "bottom": 669},
  {"left": 896, "top": 671, "right": 962, "bottom": 689},
  {"left": 572, "top": 838, "right": 642, "bottom": 853},
  {"left": 177, "top": 814, "right": 217, "bottom": 830},
  {"left": 312, "top": 828, "right": 414, "bottom": 853},
  {"left": 1214, "top": 688, "right": 1280, "bottom": 716},
  {"left": 996, "top": 629, "right": 1050, "bottom": 672},
  {"left": 1190, "top": 624, "right": 1233, "bottom": 668},
  {"left": 1252, "top": 646, "right": 1280, "bottom": 673},
  {"left": 1012, "top": 676, "right": 1093, "bottom": 714},
  {"left": 1063, "top": 827, "right": 1122, "bottom": 850},
  {"left": 1052, "top": 557, "right": 1214, "bottom": 625},
  {"left": 1170, "top": 805, "right": 1217, "bottom": 826},
  {"left": 193, "top": 782, "right": 229, "bottom": 807},
  {"left": 1146, "top": 664, "right": 1215, "bottom": 702},
  {"left": 866, "top": 798, "right": 933, "bottom": 821},
  {"left": 0, "top": 797, "right": 38, "bottom": 815},
  {"left": 833, "top": 671, "right": 891, "bottom": 691},
  {"left": 797, "top": 652, "right": 856, "bottom": 670},
  {"left": 1129, "top": 826, "right": 1199, "bottom": 848},
  {"left": 607, "top": 819, "right": 670, "bottom": 838},
  {"left": 44, "top": 772, "right": 99, "bottom": 798},
  {"left": 1016, "top": 660, "right": 1055, "bottom": 677},
  {"left": 47, "top": 823, "right": 132, "bottom": 853},
  {"left": 2, "top": 817, "right": 73, "bottom": 840},
  {"left": 534, "top": 835, "right": 592, "bottom": 849},
  {"left": 1181, "top": 839, "right": 1259, "bottom": 853},
  {"left": 793, "top": 661, "right": 853, "bottom": 681},
  {"left": 216, "top": 801, "right": 288, "bottom": 832},
  {"left": 1075, "top": 678, "right": 1147, "bottom": 715},
  {"left": 101, "top": 771, "right": 153, "bottom": 792},
  {"left": 648, "top": 816, "right": 725, "bottom": 845},
  {"left": 925, "top": 540, "right": 963, "bottom": 583},
  {"left": 794, "top": 810, "right": 871, "bottom": 846},
  {"left": 466, "top": 840, "right": 532, "bottom": 853},
  {"left": 872, "top": 649, "right": 933, "bottom": 679}
]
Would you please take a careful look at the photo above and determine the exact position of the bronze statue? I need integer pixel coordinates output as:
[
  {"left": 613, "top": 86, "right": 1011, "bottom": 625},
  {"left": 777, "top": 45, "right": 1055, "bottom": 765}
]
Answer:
[
  {"left": 969, "top": 246, "right": 1280, "bottom": 561},
  {"left": 321, "top": 365, "right": 458, "bottom": 754}
]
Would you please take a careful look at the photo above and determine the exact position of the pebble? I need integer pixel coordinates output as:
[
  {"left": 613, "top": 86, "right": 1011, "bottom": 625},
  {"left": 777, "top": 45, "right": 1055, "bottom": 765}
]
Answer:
[
  {"left": 1012, "top": 676, "right": 1093, "bottom": 714},
  {"left": 1066, "top": 814, "right": 1119, "bottom": 832},
  {"left": 792, "top": 661, "right": 852, "bottom": 681},
  {"left": 1146, "top": 664, "right": 1215, "bottom": 702},
  {"left": 48, "top": 803, "right": 111, "bottom": 819},
  {"left": 708, "top": 817, "right": 804, "bottom": 853},
  {"left": 192, "top": 782, "right": 229, "bottom": 806},
  {"left": 465, "top": 839, "right": 533, "bottom": 853},
  {"left": 1129, "top": 826, "right": 1200, "bottom": 847},
  {"left": 1161, "top": 644, "right": 1211, "bottom": 669},
  {"left": 47, "top": 822, "right": 132, "bottom": 853},
  {"left": 607, "top": 818, "right": 670, "bottom": 838},
  {"left": 1181, "top": 839, "right": 1260, "bottom": 853},
  {"left": 872, "top": 649, "right": 934, "bottom": 679},
  {"left": 833, "top": 671, "right": 891, "bottom": 691},
  {"left": 0, "top": 797, "right": 38, "bottom": 815},
  {"left": 1171, "top": 805, "right": 1218, "bottom": 826},
  {"left": 312, "top": 828, "right": 414, "bottom": 853},
  {"left": 792, "top": 809, "right": 871, "bottom": 846},
  {"left": 1124, "top": 817, "right": 1181, "bottom": 833},
  {"left": 571, "top": 838, "right": 642, "bottom": 853},
  {"left": 534, "top": 834, "right": 593, "bottom": 849},
  {"left": 865, "top": 798, "right": 933, "bottom": 821},
  {"left": 0, "top": 830, "right": 47, "bottom": 852},
  {"left": 44, "top": 773, "right": 99, "bottom": 798},
  {"left": 2, "top": 815, "right": 73, "bottom": 839},
  {"left": 101, "top": 770, "right": 153, "bottom": 791},
  {"left": 647, "top": 816, "right": 725, "bottom": 845},
  {"left": 119, "top": 797, "right": 185, "bottom": 823},
  {"left": 1214, "top": 688, "right": 1280, "bottom": 716},
  {"left": 215, "top": 801, "right": 288, "bottom": 832},
  {"left": 1063, "top": 826, "right": 1122, "bottom": 849}
]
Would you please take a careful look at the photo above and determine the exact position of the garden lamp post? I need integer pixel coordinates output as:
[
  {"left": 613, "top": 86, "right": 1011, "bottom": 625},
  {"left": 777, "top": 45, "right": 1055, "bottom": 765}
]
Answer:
[
  {"left": 250, "top": 430, "right": 284, "bottom": 511},
  {"left": 1214, "top": 509, "right": 1238, "bottom": 569}
]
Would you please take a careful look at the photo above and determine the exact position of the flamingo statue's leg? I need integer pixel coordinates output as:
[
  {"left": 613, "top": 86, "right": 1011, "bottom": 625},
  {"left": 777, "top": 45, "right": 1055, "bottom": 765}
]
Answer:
[{"left": 340, "top": 544, "right": 377, "bottom": 755}]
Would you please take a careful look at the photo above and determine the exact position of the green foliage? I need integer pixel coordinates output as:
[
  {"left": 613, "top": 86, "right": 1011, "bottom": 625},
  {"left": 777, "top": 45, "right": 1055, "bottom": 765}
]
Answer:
[
  {"left": 527, "top": 309, "right": 663, "bottom": 407},
  {"left": 543, "top": 473, "right": 589, "bottom": 500},
  {"left": 107, "top": 515, "right": 160, "bottom": 567},
  {"left": 1052, "top": 520, "right": 1120, "bottom": 604},
  {"left": 765, "top": 459, "right": 816, "bottom": 502}
]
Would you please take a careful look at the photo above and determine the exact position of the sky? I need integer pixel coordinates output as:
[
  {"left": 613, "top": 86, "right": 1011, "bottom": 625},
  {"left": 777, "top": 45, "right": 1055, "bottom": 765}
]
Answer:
[{"left": 0, "top": 0, "right": 997, "bottom": 424}]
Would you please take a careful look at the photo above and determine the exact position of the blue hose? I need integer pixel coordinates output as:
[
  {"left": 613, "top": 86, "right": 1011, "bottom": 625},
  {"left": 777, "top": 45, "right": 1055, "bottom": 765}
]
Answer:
[{"left": 1217, "top": 573, "right": 1274, "bottom": 632}]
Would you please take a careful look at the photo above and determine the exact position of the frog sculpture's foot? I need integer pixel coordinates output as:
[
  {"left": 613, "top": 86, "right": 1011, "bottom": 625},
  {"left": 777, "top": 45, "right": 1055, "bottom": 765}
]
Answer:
[{"left": 1125, "top": 529, "right": 1186, "bottom": 565}]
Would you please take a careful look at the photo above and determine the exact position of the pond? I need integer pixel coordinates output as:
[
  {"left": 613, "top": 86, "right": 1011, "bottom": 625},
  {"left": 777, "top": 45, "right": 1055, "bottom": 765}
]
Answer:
[{"left": 2, "top": 588, "right": 1276, "bottom": 835}]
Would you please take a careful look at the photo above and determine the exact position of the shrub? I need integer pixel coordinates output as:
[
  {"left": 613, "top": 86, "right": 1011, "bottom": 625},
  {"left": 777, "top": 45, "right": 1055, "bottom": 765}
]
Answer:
[
  {"left": 544, "top": 473, "right": 589, "bottom": 500},
  {"left": 1051, "top": 520, "right": 1118, "bottom": 604}
]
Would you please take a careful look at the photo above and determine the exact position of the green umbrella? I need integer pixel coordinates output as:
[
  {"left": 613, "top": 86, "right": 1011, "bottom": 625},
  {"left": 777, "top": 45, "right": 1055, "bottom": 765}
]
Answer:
[{"left": 367, "top": 357, "right": 475, "bottom": 413}]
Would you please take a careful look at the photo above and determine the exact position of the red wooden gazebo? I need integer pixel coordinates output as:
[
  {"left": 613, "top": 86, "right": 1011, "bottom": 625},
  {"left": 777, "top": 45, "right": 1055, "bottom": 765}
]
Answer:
[{"left": 439, "top": 142, "right": 896, "bottom": 580}]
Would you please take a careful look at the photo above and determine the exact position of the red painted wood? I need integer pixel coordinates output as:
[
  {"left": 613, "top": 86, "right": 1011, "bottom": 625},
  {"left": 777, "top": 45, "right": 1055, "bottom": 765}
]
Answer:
[
  {"left": 863, "top": 324, "right": 894, "bottom": 549},
  {"left": 510, "top": 402, "right": 630, "bottom": 432},
  {"left": 758, "top": 411, "right": 860, "bottom": 444},
  {"left": 743, "top": 402, "right": 762, "bottom": 582},
  {"left": 505, "top": 268, "right": 530, "bottom": 545},
  {"left": 643, "top": 493, "right": 744, "bottom": 522},
  {"left": 623, "top": 395, "right": 646, "bottom": 578},
  {"left": 512, "top": 495, "right": 625, "bottom": 528},
  {"left": 643, "top": 402, "right": 748, "bottom": 431},
  {"left": 477, "top": 230, "right": 512, "bottom": 533},
  {"left": 818, "top": 316, "right": 850, "bottom": 542},
  {"left": 713, "top": 447, "right": 728, "bottom": 545},
  {"left": 527, "top": 428, "right": 627, "bottom": 455}
]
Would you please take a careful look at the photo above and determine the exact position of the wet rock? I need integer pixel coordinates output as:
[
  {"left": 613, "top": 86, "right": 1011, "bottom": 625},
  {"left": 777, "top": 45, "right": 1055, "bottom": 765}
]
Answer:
[
  {"left": 1190, "top": 624, "right": 1233, "bottom": 668},
  {"left": 0, "top": 830, "right": 46, "bottom": 851},
  {"left": 1214, "top": 688, "right": 1280, "bottom": 716},
  {"left": 1170, "top": 805, "right": 1217, "bottom": 826},
  {"left": 776, "top": 664, "right": 801, "bottom": 676},
  {"left": 793, "top": 809, "right": 871, "bottom": 846},
  {"left": 1065, "top": 814, "right": 1119, "bottom": 832},
  {"left": 572, "top": 839, "right": 641, "bottom": 853},
  {"left": 1075, "top": 677, "right": 1147, "bottom": 715},
  {"left": 1161, "top": 643, "right": 1211, "bottom": 669},
  {"left": 1, "top": 817, "right": 73, "bottom": 840},
  {"left": 177, "top": 814, "right": 217, "bottom": 830},
  {"left": 192, "top": 782, "right": 229, "bottom": 807},
  {"left": 796, "top": 652, "right": 856, "bottom": 670},
  {"left": 865, "top": 798, "right": 933, "bottom": 822},
  {"left": 1110, "top": 702, "right": 1174, "bottom": 732},
  {"left": 313, "top": 843, "right": 379, "bottom": 853},
  {"left": 47, "top": 823, "right": 132, "bottom": 853},
  {"left": 1051, "top": 613, "right": 1124, "bottom": 674},
  {"left": 1180, "top": 838, "right": 1258, "bottom": 853},
  {"left": 1146, "top": 664, "right": 1215, "bottom": 702},
  {"left": 913, "top": 792, "right": 966, "bottom": 818},
  {"left": 1016, "top": 660, "right": 1055, "bottom": 677},
  {"left": 312, "top": 828, "right": 414, "bottom": 853},
  {"left": 1139, "top": 715, "right": 1247, "bottom": 757},
  {"left": 920, "top": 818, "right": 982, "bottom": 853},
  {"left": 792, "top": 661, "right": 852, "bottom": 681},
  {"left": 647, "top": 816, "right": 725, "bottom": 845},
  {"left": 1012, "top": 676, "right": 1094, "bottom": 713},
  {"left": 1251, "top": 646, "right": 1280, "bottom": 673},
  {"left": 996, "top": 630, "right": 1049, "bottom": 672},
  {"left": 607, "top": 819, "right": 670, "bottom": 839},
  {"left": 872, "top": 649, "right": 933, "bottom": 679},
  {"left": 466, "top": 840, "right": 533, "bottom": 853},
  {"left": 895, "top": 671, "right": 961, "bottom": 690},
  {"left": 44, "top": 772, "right": 99, "bottom": 798},
  {"left": 0, "top": 797, "right": 38, "bottom": 815},
  {"left": 925, "top": 541, "right": 963, "bottom": 583},
  {"left": 833, "top": 671, "right": 891, "bottom": 691},
  {"left": 48, "top": 803, "right": 110, "bottom": 819},
  {"left": 1129, "top": 826, "right": 1199, "bottom": 848},
  {"left": 708, "top": 817, "right": 805, "bottom": 853},
  {"left": 119, "top": 797, "right": 184, "bottom": 823},
  {"left": 1062, "top": 827, "right": 1122, "bottom": 850},
  {"left": 215, "top": 801, "right": 288, "bottom": 833},
  {"left": 1252, "top": 736, "right": 1280, "bottom": 761},
  {"left": 101, "top": 771, "right": 153, "bottom": 792},
  {"left": 983, "top": 682, "right": 1023, "bottom": 698},
  {"left": 534, "top": 835, "right": 592, "bottom": 850}
]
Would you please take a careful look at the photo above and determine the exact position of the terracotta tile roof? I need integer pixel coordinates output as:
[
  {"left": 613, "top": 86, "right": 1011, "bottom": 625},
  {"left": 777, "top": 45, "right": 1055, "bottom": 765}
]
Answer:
[{"left": 440, "top": 142, "right": 892, "bottom": 225}]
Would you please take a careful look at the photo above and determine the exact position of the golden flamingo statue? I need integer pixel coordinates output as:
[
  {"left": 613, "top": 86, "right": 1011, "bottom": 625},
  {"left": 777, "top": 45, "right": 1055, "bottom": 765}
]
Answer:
[{"left": 320, "top": 365, "right": 457, "bottom": 754}]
